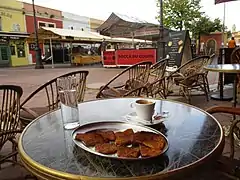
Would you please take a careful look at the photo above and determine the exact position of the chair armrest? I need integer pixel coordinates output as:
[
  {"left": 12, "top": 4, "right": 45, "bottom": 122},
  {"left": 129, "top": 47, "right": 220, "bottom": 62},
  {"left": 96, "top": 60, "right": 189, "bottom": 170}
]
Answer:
[
  {"left": 184, "top": 72, "right": 204, "bottom": 80},
  {"left": 124, "top": 86, "right": 148, "bottom": 97},
  {"left": 21, "top": 106, "right": 39, "bottom": 118},
  {"left": 167, "top": 70, "right": 181, "bottom": 79},
  {"left": 0, "top": 129, "right": 22, "bottom": 136},
  {"left": 206, "top": 106, "right": 240, "bottom": 116}
]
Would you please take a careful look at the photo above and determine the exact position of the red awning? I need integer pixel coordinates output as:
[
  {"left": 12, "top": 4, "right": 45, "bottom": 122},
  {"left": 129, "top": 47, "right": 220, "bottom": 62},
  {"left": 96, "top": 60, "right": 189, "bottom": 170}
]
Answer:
[{"left": 215, "top": 0, "right": 236, "bottom": 4}]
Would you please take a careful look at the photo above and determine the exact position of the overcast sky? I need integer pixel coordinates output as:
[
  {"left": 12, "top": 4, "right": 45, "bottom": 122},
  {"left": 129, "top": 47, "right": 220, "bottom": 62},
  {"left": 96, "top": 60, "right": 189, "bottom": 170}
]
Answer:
[{"left": 21, "top": 0, "right": 240, "bottom": 31}]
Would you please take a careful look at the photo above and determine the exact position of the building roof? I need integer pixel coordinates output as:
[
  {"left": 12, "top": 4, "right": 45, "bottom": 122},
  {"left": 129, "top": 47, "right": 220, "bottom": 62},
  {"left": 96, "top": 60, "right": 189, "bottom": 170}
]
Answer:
[
  {"left": 97, "top": 12, "right": 158, "bottom": 37},
  {"left": 96, "top": 12, "right": 174, "bottom": 41}
]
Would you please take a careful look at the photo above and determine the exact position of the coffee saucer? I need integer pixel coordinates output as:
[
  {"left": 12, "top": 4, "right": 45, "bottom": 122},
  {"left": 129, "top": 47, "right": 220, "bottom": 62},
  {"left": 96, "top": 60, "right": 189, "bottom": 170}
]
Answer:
[{"left": 124, "top": 111, "right": 169, "bottom": 126}]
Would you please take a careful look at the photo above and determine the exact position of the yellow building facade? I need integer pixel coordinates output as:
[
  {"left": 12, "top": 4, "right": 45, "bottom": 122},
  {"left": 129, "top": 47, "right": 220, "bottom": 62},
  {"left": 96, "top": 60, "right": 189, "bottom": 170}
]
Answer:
[{"left": 0, "top": 0, "right": 29, "bottom": 67}]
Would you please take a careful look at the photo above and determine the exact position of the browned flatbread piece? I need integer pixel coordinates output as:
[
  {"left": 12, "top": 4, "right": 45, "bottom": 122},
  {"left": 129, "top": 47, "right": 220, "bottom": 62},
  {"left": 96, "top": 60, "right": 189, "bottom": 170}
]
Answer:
[
  {"left": 117, "top": 146, "right": 140, "bottom": 158},
  {"left": 75, "top": 132, "right": 104, "bottom": 147},
  {"left": 123, "top": 129, "right": 134, "bottom": 136},
  {"left": 115, "top": 129, "right": 134, "bottom": 146},
  {"left": 115, "top": 133, "right": 133, "bottom": 146},
  {"left": 96, "top": 131, "right": 116, "bottom": 142},
  {"left": 133, "top": 131, "right": 157, "bottom": 145},
  {"left": 140, "top": 144, "right": 162, "bottom": 157},
  {"left": 142, "top": 139, "right": 165, "bottom": 150},
  {"left": 95, "top": 143, "right": 117, "bottom": 155}
]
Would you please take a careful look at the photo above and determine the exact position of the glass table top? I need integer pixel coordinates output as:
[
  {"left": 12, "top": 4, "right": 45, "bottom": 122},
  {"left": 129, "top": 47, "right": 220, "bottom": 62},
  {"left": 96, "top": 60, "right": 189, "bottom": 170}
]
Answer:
[
  {"left": 205, "top": 64, "right": 240, "bottom": 73},
  {"left": 20, "top": 98, "right": 224, "bottom": 179}
]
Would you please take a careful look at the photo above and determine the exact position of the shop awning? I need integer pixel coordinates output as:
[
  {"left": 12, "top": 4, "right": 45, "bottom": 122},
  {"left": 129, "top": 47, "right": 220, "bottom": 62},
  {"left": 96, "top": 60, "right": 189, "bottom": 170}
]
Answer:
[
  {"left": 28, "top": 27, "right": 152, "bottom": 44},
  {"left": 28, "top": 27, "right": 104, "bottom": 42},
  {"left": 0, "top": 31, "right": 30, "bottom": 38}
]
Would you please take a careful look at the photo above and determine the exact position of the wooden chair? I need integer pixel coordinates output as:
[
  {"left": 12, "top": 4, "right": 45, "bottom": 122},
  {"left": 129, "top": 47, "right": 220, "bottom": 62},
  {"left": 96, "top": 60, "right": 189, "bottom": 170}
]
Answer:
[
  {"left": 150, "top": 57, "right": 168, "bottom": 82},
  {"left": 0, "top": 85, "right": 23, "bottom": 168},
  {"left": 20, "top": 70, "right": 89, "bottom": 127},
  {"left": 139, "top": 58, "right": 168, "bottom": 98},
  {"left": 166, "top": 55, "right": 210, "bottom": 103},
  {"left": 206, "top": 106, "right": 240, "bottom": 179},
  {"left": 96, "top": 61, "right": 152, "bottom": 98},
  {"left": 204, "top": 53, "right": 215, "bottom": 93}
]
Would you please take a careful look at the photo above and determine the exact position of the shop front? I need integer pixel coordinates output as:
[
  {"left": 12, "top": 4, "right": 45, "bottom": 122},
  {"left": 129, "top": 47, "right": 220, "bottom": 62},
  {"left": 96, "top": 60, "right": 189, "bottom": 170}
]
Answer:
[{"left": 0, "top": 32, "right": 29, "bottom": 67}]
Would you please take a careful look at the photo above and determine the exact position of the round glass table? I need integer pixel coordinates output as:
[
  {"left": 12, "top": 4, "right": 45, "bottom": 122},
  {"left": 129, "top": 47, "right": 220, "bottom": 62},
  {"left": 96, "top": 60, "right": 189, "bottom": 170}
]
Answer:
[
  {"left": 204, "top": 64, "right": 240, "bottom": 106},
  {"left": 19, "top": 98, "right": 224, "bottom": 180}
]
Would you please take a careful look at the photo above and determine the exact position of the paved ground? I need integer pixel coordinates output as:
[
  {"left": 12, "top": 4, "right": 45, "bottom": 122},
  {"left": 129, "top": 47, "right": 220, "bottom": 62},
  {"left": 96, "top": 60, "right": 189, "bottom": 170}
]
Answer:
[{"left": 0, "top": 63, "right": 239, "bottom": 179}]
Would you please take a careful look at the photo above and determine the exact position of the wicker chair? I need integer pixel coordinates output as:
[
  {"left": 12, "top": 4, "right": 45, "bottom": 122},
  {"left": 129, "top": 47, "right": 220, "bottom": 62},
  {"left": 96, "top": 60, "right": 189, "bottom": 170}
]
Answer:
[
  {"left": 138, "top": 58, "right": 168, "bottom": 98},
  {"left": 166, "top": 55, "right": 210, "bottom": 103},
  {"left": 0, "top": 85, "right": 23, "bottom": 168},
  {"left": 204, "top": 54, "right": 216, "bottom": 93},
  {"left": 96, "top": 61, "right": 152, "bottom": 98},
  {"left": 20, "top": 70, "right": 89, "bottom": 127},
  {"left": 206, "top": 106, "right": 240, "bottom": 179},
  {"left": 150, "top": 57, "right": 168, "bottom": 81}
]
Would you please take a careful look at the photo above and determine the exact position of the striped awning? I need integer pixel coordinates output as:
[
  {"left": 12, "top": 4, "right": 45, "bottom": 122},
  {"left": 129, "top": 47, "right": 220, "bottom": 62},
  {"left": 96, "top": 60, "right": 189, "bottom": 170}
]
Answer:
[{"left": 215, "top": 0, "right": 237, "bottom": 4}]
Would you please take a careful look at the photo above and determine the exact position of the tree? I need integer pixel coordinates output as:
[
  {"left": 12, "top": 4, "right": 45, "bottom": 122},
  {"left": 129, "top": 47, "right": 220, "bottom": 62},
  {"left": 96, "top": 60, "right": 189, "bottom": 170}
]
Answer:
[
  {"left": 156, "top": 0, "right": 202, "bottom": 31},
  {"left": 232, "top": 24, "right": 236, "bottom": 32},
  {"left": 190, "top": 16, "right": 222, "bottom": 39}
]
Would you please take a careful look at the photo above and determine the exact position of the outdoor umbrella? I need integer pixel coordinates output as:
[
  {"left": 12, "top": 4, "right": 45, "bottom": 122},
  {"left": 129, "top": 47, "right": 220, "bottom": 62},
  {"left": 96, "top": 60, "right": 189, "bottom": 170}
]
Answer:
[{"left": 215, "top": 0, "right": 236, "bottom": 4}]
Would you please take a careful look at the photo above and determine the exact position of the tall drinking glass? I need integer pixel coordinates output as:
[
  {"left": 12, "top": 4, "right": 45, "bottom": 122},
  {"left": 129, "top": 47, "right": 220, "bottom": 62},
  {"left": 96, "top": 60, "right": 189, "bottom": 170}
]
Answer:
[{"left": 57, "top": 76, "right": 80, "bottom": 130}]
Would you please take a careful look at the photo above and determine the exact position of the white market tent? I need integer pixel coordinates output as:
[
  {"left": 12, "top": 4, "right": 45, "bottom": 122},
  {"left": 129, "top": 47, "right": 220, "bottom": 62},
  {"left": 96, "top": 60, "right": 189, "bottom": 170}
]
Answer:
[{"left": 28, "top": 27, "right": 152, "bottom": 44}]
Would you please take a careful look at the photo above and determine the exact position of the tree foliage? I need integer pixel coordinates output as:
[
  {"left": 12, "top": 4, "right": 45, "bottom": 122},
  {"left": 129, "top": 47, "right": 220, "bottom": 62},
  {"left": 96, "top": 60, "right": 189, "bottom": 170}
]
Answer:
[
  {"left": 191, "top": 16, "right": 223, "bottom": 39},
  {"left": 156, "top": 0, "right": 202, "bottom": 31},
  {"left": 156, "top": 0, "right": 224, "bottom": 39}
]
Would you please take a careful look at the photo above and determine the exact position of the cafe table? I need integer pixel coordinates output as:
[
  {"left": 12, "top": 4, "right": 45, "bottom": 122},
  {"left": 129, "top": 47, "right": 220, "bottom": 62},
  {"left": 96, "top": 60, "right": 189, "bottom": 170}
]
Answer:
[
  {"left": 18, "top": 98, "right": 224, "bottom": 180},
  {"left": 204, "top": 64, "right": 240, "bottom": 107}
]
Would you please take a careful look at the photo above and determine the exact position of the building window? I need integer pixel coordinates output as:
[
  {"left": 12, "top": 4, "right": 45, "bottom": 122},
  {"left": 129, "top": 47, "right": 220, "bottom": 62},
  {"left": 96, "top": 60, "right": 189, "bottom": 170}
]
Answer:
[
  {"left": 16, "top": 43, "right": 26, "bottom": 58},
  {"left": 38, "top": 21, "right": 56, "bottom": 28},
  {"left": 12, "top": 24, "right": 20, "bottom": 32},
  {"left": 39, "top": 22, "right": 46, "bottom": 27},
  {"left": 10, "top": 45, "right": 16, "bottom": 55},
  {"left": 48, "top": 24, "right": 55, "bottom": 28}
]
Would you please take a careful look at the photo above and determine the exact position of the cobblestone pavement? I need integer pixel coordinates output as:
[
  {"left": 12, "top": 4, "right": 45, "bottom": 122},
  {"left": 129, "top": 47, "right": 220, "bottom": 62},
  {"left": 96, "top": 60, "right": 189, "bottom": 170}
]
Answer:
[{"left": 0, "top": 64, "right": 239, "bottom": 180}]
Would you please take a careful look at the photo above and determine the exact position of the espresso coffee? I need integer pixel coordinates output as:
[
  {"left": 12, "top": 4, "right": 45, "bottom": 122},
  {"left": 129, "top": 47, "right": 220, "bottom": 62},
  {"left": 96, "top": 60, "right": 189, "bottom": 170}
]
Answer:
[
  {"left": 131, "top": 99, "right": 156, "bottom": 121},
  {"left": 136, "top": 100, "right": 154, "bottom": 105}
]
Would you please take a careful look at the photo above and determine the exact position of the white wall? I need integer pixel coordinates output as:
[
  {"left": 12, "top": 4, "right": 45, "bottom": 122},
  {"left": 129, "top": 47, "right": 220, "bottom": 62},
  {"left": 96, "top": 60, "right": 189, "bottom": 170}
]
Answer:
[{"left": 62, "top": 12, "right": 90, "bottom": 31}]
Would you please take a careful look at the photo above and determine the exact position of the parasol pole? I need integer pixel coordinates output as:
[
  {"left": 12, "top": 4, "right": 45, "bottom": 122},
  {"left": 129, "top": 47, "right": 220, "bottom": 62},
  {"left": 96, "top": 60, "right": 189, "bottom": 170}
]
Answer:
[{"left": 222, "top": 2, "right": 226, "bottom": 48}]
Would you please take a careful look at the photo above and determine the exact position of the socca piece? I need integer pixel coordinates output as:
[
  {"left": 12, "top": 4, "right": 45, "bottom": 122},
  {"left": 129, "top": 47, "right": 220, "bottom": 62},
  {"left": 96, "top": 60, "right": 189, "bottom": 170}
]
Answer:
[
  {"left": 123, "top": 129, "right": 134, "bottom": 136},
  {"left": 143, "top": 139, "right": 165, "bottom": 150},
  {"left": 117, "top": 146, "right": 140, "bottom": 158},
  {"left": 95, "top": 143, "right": 117, "bottom": 155},
  {"left": 140, "top": 144, "right": 162, "bottom": 157},
  {"left": 115, "top": 129, "right": 134, "bottom": 146},
  {"left": 133, "top": 131, "right": 157, "bottom": 145},
  {"left": 75, "top": 132, "right": 104, "bottom": 147},
  {"left": 96, "top": 130, "right": 116, "bottom": 142}
]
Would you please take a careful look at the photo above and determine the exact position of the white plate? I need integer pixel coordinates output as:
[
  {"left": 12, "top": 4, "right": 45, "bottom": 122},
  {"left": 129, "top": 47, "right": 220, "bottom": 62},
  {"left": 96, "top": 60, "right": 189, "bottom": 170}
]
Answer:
[{"left": 124, "top": 111, "right": 169, "bottom": 126}]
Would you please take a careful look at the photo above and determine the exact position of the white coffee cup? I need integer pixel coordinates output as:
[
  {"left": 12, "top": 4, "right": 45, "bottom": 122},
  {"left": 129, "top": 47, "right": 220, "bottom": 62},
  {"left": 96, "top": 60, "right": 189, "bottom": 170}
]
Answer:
[{"left": 131, "top": 99, "right": 156, "bottom": 121}]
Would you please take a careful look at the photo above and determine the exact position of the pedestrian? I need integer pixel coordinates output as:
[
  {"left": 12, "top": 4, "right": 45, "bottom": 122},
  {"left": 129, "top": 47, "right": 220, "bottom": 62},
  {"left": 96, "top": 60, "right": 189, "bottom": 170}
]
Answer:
[{"left": 228, "top": 37, "right": 236, "bottom": 48}]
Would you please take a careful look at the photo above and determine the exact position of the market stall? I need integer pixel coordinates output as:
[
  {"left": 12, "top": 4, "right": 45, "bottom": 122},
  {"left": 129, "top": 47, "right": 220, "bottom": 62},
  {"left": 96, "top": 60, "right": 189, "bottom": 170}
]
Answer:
[{"left": 98, "top": 12, "right": 192, "bottom": 68}]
